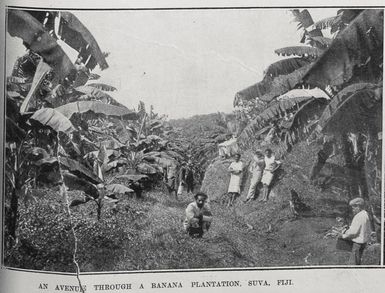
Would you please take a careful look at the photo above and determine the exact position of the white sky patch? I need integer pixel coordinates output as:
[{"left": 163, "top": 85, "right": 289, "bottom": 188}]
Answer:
[{"left": 6, "top": 8, "right": 338, "bottom": 119}]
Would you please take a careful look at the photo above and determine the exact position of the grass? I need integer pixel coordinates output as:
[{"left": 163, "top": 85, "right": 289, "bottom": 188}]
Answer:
[{"left": 4, "top": 141, "right": 381, "bottom": 272}]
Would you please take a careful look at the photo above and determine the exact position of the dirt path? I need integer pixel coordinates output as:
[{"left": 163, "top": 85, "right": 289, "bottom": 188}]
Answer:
[{"left": 108, "top": 189, "right": 376, "bottom": 271}]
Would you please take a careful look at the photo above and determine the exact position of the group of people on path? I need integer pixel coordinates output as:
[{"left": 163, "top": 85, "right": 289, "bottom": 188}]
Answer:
[
  {"left": 227, "top": 148, "right": 280, "bottom": 206},
  {"left": 180, "top": 155, "right": 374, "bottom": 266}
]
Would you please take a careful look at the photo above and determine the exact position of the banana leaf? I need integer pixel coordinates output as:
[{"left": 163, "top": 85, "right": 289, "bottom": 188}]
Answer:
[
  {"left": 6, "top": 117, "right": 26, "bottom": 143},
  {"left": 275, "top": 46, "right": 323, "bottom": 58},
  {"left": 105, "top": 184, "right": 134, "bottom": 194},
  {"left": 237, "top": 96, "right": 319, "bottom": 147},
  {"left": 55, "top": 101, "right": 138, "bottom": 120},
  {"left": 58, "top": 11, "right": 108, "bottom": 70},
  {"left": 304, "top": 10, "right": 383, "bottom": 87},
  {"left": 96, "top": 139, "right": 125, "bottom": 150},
  {"left": 259, "top": 64, "right": 314, "bottom": 102},
  {"left": 318, "top": 84, "right": 382, "bottom": 133},
  {"left": 7, "top": 10, "right": 75, "bottom": 82},
  {"left": 87, "top": 83, "right": 117, "bottom": 91},
  {"left": 59, "top": 156, "right": 102, "bottom": 185},
  {"left": 234, "top": 77, "right": 273, "bottom": 106},
  {"left": 291, "top": 9, "right": 323, "bottom": 42},
  {"left": 29, "top": 108, "right": 76, "bottom": 134},
  {"left": 63, "top": 171, "right": 99, "bottom": 198},
  {"left": 137, "top": 162, "right": 158, "bottom": 175},
  {"left": 264, "top": 58, "right": 311, "bottom": 78}
]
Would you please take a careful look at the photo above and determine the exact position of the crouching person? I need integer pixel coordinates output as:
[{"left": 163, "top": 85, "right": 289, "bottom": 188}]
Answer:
[{"left": 183, "top": 192, "right": 212, "bottom": 238}]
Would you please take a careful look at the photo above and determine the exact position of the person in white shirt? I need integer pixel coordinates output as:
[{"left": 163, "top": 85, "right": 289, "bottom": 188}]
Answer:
[
  {"left": 245, "top": 150, "right": 265, "bottom": 202},
  {"left": 184, "top": 193, "right": 213, "bottom": 238},
  {"left": 227, "top": 154, "right": 244, "bottom": 207},
  {"left": 340, "top": 197, "right": 372, "bottom": 265},
  {"left": 260, "top": 149, "right": 280, "bottom": 202}
]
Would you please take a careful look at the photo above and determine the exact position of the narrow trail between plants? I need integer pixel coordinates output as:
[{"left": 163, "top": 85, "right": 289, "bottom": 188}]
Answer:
[{"left": 108, "top": 188, "right": 375, "bottom": 271}]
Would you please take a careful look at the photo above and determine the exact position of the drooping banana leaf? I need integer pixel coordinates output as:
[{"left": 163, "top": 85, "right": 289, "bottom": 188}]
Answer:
[
  {"left": 237, "top": 96, "right": 319, "bottom": 148},
  {"left": 55, "top": 100, "right": 138, "bottom": 120},
  {"left": 259, "top": 64, "right": 314, "bottom": 102},
  {"left": 233, "top": 77, "right": 273, "bottom": 106},
  {"left": 7, "top": 76, "right": 28, "bottom": 84},
  {"left": 74, "top": 86, "right": 116, "bottom": 104},
  {"left": 6, "top": 117, "right": 26, "bottom": 143},
  {"left": 275, "top": 46, "right": 323, "bottom": 58},
  {"left": 89, "top": 73, "right": 101, "bottom": 80},
  {"left": 7, "top": 10, "right": 75, "bottom": 82},
  {"left": 264, "top": 58, "right": 311, "bottom": 78},
  {"left": 136, "top": 162, "right": 158, "bottom": 175},
  {"left": 105, "top": 184, "right": 134, "bottom": 195},
  {"left": 317, "top": 84, "right": 382, "bottom": 134},
  {"left": 280, "top": 98, "right": 329, "bottom": 151},
  {"left": 58, "top": 132, "right": 81, "bottom": 157},
  {"left": 59, "top": 156, "right": 102, "bottom": 185},
  {"left": 96, "top": 139, "right": 125, "bottom": 150},
  {"left": 20, "top": 60, "right": 51, "bottom": 113},
  {"left": 291, "top": 9, "right": 323, "bottom": 43},
  {"left": 29, "top": 108, "right": 76, "bottom": 134},
  {"left": 58, "top": 11, "right": 108, "bottom": 70},
  {"left": 84, "top": 149, "right": 120, "bottom": 160},
  {"left": 103, "top": 159, "right": 127, "bottom": 172},
  {"left": 6, "top": 92, "right": 22, "bottom": 122},
  {"left": 87, "top": 83, "right": 117, "bottom": 91},
  {"left": 311, "top": 10, "right": 363, "bottom": 35},
  {"left": 306, "top": 36, "right": 333, "bottom": 49},
  {"left": 63, "top": 171, "right": 99, "bottom": 199},
  {"left": 303, "top": 10, "right": 383, "bottom": 87}
]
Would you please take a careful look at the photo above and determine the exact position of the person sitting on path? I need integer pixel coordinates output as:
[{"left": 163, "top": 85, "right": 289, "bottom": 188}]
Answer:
[
  {"left": 260, "top": 148, "right": 280, "bottom": 202},
  {"left": 245, "top": 150, "right": 265, "bottom": 202},
  {"left": 227, "top": 153, "right": 244, "bottom": 207},
  {"left": 338, "top": 197, "right": 372, "bottom": 265},
  {"left": 183, "top": 192, "right": 213, "bottom": 238}
]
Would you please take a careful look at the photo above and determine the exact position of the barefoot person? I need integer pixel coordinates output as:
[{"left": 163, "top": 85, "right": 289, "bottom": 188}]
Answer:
[
  {"left": 245, "top": 150, "right": 265, "bottom": 202},
  {"left": 260, "top": 149, "right": 280, "bottom": 202},
  {"left": 338, "top": 197, "right": 371, "bottom": 265},
  {"left": 183, "top": 192, "right": 213, "bottom": 238},
  {"left": 227, "top": 153, "right": 244, "bottom": 206}
]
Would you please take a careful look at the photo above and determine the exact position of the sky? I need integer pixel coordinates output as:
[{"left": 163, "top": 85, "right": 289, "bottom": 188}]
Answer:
[{"left": 6, "top": 8, "right": 337, "bottom": 119}]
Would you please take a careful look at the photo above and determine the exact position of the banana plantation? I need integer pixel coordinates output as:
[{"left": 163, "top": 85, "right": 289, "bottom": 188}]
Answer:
[{"left": 3, "top": 8, "right": 383, "bottom": 271}]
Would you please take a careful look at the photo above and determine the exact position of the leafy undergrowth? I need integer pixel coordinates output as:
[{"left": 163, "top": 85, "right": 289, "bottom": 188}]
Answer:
[{"left": 5, "top": 142, "right": 381, "bottom": 272}]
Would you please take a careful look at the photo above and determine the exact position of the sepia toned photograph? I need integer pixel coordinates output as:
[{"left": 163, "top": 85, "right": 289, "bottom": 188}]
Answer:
[{"left": 3, "top": 6, "right": 383, "bottom": 274}]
